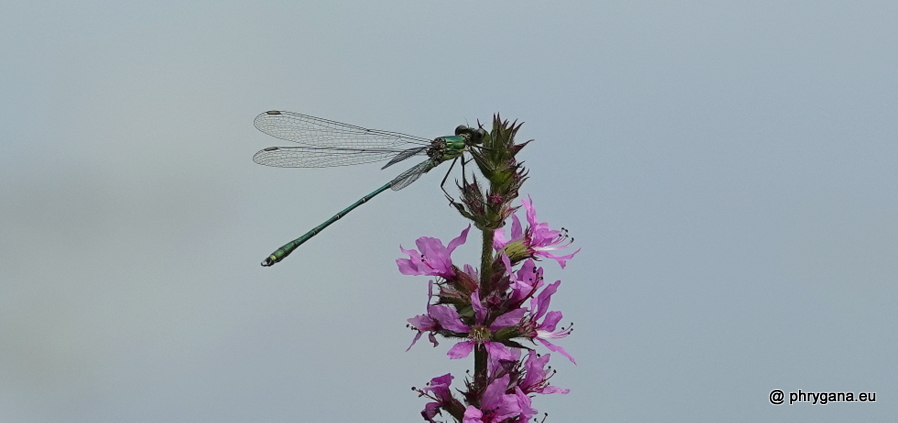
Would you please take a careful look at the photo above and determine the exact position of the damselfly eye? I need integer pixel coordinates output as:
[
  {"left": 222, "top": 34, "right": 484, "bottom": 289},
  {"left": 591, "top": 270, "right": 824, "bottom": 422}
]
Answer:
[
  {"left": 455, "top": 125, "right": 470, "bottom": 136},
  {"left": 472, "top": 128, "right": 488, "bottom": 144}
]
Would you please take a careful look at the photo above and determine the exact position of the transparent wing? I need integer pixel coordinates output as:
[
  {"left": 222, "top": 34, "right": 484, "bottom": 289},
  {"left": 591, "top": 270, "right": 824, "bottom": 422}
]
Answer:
[
  {"left": 389, "top": 160, "right": 438, "bottom": 191},
  {"left": 382, "top": 146, "right": 428, "bottom": 169},
  {"left": 254, "top": 111, "right": 433, "bottom": 149},
  {"left": 253, "top": 146, "right": 420, "bottom": 168}
]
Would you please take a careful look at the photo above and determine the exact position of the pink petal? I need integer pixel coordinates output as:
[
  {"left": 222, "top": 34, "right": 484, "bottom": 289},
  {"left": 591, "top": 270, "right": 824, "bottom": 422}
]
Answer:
[
  {"left": 406, "top": 331, "right": 423, "bottom": 351},
  {"left": 446, "top": 225, "right": 471, "bottom": 253},
  {"left": 470, "top": 290, "right": 486, "bottom": 323},
  {"left": 481, "top": 374, "right": 510, "bottom": 408},
  {"left": 509, "top": 214, "right": 523, "bottom": 240},
  {"left": 514, "top": 387, "right": 538, "bottom": 419},
  {"left": 532, "top": 280, "right": 561, "bottom": 319},
  {"left": 541, "top": 386, "right": 571, "bottom": 395},
  {"left": 491, "top": 308, "right": 526, "bottom": 330},
  {"left": 447, "top": 341, "right": 475, "bottom": 359},
  {"left": 536, "top": 248, "right": 580, "bottom": 269},
  {"left": 408, "top": 314, "right": 436, "bottom": 331},
  {"left": 538, "top": 310, "right": 563, "bottom": 332},
  {"left": 493, "top": 227, "right": 509, "bottom": 249},
  {"left": 422, "top": 402, "right": 441, "bottom": 422},
  {"left": 485, "top": 342, "right": 516, "bottom": 361},
  {"left": 430, "top": 305, "right": 467, "bottom": 333},
  {"left": 536, "top": 338, "right": 576, "bottom": 364},
  {"left": 523, "top": 195, "right": 538, "bottom": 228},
  {"left": 462, "top": 405, "right": 483, "bottom": 423}
]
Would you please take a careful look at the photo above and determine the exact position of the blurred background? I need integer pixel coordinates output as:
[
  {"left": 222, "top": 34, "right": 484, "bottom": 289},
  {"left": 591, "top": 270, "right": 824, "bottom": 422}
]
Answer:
[{"left": 1, "top": 1, "right": 896, "bottom": 421}]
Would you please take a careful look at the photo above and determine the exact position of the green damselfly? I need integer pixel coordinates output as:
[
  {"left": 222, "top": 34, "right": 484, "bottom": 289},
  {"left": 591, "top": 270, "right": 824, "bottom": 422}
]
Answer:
[{"left": 253, "top": 111, "right": 485, "bottom": 267}]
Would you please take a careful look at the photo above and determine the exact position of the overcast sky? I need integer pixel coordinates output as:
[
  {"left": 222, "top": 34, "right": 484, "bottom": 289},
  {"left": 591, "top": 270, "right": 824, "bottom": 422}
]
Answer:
[{"left": 2, "top": 1, "right": 896, "bottom": 421}]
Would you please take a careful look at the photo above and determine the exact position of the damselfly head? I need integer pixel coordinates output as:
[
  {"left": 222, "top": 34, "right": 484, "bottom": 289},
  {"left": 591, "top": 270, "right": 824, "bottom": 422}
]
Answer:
[{"left": 454, "top": 125, "right": 487, "bottom": 145}]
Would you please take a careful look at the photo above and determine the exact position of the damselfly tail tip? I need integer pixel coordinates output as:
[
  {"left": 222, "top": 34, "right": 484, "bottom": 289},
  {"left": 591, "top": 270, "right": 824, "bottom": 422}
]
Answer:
[{"left": 261, "top": 256, "right": 277, "bottom": 267}]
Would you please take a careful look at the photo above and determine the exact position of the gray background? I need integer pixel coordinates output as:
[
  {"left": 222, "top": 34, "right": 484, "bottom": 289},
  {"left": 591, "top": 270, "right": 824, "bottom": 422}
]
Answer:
[{"left": 2, "top": 1, "right": 896, "bottom": 421}]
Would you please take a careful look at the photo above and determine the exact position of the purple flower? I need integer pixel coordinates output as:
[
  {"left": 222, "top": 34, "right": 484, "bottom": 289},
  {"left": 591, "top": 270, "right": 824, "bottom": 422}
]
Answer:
[
  {"left": 520, "top": 350, "right": 570, "bottom": 395},
  {"left": 463, "top": 263, "right": 479, "bottom": 282},
  {"left": 406, "top": 300, "right": 475, "bottom": 352},
  {"left": 407, "top": 281, "right": 441, "bottom": 350},
  {"left": 461, "top": 375, "right": 521, "bottom": 423},
  {"left": 486, "top": 347, "right": 521, "bottom": 379},
  {"left": 494, "top": 196, "right": 580, "bottom": 268},
  {"left": 501, "top": 255, "right": 545, "bottom": 305},
  {"left": 406, "top": 312, "right": 440, "bottom": 350},
  {"left": 523, "top": 280, "right": 576, "bottom": 364},
  {"left": 510, "top": 387, "right": 538, "bottom": 422},
  {"left": 441, "top": 291, "right": 524, "bottom": 362},
  {"left": 398, "top": 225, "right": 471, "bottom": 278},
  {"left": 419, "top": 373, "right": 463, "bottom": 423},
  {"left": 462, "top": 406, "right": 482, "bottom": 423}
]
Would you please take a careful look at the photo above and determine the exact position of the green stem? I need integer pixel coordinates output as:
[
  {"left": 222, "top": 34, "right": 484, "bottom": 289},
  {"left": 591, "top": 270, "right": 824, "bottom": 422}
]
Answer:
[
  {"left": 474, "top": 226, "right": 494, "bottom": 390},
  {"left": 480, "top": 227, "right": 494, "bottom": 292},
  {"left": 474, "top": 346, "right": 487, "bottom": 391}
]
